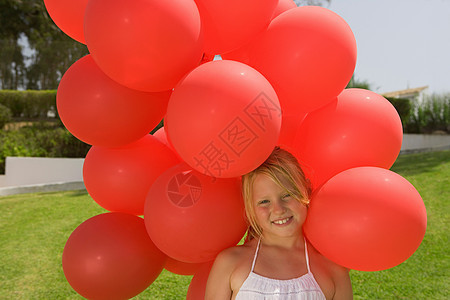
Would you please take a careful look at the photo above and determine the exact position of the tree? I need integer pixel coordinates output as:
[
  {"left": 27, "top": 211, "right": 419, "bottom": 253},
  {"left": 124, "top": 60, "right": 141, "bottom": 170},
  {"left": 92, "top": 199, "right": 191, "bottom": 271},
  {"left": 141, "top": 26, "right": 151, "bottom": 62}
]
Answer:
[
  {"left": 0, "top": 37, "right": 26, "bottom": 89},
  {"left": 346, "top": 75, "right": 371, "bottom": 90},
  {"left": 0, "top": 0, "right": 27, "bottom": 89},
  {"left": 0, "top": 0, "right": 88, "bottom": 90}
]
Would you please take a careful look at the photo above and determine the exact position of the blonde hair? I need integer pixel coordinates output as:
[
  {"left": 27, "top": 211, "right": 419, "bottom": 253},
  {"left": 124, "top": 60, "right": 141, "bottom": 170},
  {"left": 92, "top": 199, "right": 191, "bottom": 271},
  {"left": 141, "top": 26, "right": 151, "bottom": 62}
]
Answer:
[{"left": 242, "top": 147, "right": 311, "bottom": 240}]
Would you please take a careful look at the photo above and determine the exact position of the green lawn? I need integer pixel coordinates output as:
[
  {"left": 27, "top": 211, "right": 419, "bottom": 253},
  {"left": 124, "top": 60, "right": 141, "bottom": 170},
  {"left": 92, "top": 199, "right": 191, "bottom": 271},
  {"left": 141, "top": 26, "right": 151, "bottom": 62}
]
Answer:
[
  {"left": 350, "top": 150, "right": 449, "bottom": 299},
  {"left": 0, "top": 150, "right": 448, "bottom": 299}
]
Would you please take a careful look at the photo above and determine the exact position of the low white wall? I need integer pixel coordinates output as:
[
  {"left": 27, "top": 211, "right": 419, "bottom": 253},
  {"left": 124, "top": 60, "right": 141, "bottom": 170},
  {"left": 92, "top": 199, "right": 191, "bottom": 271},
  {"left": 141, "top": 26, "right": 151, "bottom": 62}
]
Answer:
[
  {"left": 401, "top": 134, "right": 450, "bottom": 152},
  {"left": 0, "top": 181, "right": 86, "bottom": 197},
  {"left": 1, "top": 157, "right": 84, "bottom": 188}
]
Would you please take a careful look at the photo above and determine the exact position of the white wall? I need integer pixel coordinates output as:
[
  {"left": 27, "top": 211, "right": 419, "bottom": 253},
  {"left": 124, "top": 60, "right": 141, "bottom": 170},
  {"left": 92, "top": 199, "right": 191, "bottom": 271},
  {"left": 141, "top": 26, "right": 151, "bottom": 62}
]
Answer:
[
  {"left": 401, "top": 134, "right": 450, "bottom": 152},
  {"left": 1, "top": 157, "right": 84, "bottom": 187}
]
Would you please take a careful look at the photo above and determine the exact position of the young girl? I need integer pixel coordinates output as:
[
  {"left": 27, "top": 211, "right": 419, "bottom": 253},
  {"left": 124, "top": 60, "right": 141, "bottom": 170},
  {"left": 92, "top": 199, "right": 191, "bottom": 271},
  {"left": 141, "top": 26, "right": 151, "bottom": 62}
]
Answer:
[{"left": 205, "top": 147, "right": 353, "bottom": 299}]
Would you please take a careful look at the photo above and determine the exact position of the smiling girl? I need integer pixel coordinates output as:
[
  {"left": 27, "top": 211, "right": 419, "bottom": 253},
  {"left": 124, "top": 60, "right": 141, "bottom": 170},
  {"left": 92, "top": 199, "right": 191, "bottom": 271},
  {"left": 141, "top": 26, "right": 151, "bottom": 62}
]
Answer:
[{"left": 205, "top": 147, "right": 353, "bottom": 299}]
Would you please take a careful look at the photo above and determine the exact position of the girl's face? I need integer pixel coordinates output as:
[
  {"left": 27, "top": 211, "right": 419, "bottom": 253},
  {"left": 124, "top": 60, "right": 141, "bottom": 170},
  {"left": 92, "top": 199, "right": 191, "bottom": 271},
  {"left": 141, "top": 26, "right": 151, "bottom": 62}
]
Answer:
[{"left": 252, "top": 173, "right": 307, "bottom": 239}]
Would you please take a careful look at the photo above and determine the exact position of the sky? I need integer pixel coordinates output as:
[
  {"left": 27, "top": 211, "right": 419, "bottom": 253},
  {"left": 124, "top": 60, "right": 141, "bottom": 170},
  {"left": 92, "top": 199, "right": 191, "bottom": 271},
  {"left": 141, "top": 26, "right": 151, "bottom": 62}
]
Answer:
[{"left": 326, "top": 0, "right": 450, "bottom": 95}]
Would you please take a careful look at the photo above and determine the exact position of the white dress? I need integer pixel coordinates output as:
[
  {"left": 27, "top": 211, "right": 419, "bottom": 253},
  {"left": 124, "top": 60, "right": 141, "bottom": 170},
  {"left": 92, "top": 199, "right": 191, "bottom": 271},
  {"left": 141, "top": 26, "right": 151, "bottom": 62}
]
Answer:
[{"left": 235, "top": 239, "right": 326, "bottom": 300}]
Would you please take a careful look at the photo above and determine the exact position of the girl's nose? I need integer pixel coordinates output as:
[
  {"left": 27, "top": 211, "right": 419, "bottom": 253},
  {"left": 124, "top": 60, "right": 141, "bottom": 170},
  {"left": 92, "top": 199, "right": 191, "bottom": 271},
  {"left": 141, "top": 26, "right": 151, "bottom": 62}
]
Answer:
[{"left": 272, "top": 199, "right": 286, "bottom": 214}]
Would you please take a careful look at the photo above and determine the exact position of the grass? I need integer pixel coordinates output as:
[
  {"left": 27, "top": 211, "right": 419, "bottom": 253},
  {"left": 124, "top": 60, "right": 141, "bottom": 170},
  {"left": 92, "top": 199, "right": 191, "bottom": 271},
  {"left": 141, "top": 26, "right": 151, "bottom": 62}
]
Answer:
[
  {"left": 350, "top": 150, "right": 449, "bottom": 299},
  {"left": 0, "top": 150, "right": 448, "bottom": 299},
  {"left": 0, "top": 190, "right": 192, "bottom": 299}
]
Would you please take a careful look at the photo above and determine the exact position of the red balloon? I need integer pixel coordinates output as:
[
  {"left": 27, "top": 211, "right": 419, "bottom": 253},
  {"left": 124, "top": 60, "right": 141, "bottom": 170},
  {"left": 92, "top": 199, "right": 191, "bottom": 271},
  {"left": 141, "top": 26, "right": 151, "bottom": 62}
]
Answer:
[
  {"left": 199, "top": 53, "right": 216, "bottom": 65},
  {"left": 166, "top": 60, "right": 281, "bottom": 178},
  {"left": 221, "top": 0, "right": 296, "bottom": 65},
  {"left": 164, "top": 257, "right": 204, "bottom": 276},
  {"left": 277, "top": 112, "right": 307, "bottom": 149},
  {"left": 186, "top": 262, "right": 214, "bottom": 300},
  {"left": 44, "top": 0, "right": 88, "bottom": 43},
  {"left": 84, "top": 0, "right": 203, "bottom": 92},
  {"left": 144, "top": 163, "right": 247, "bottom": 263},
  {"left": 249, "top": 6, "right": 357, "bottom": 113},
  {"left": 221, "top": 46, "right": 251, "bottom": 66},
  {"left": 62, "top": 212, "right": 166, "bottom": 300},
  {"left": 152, "top": 126, "right": 170, "bottom": 148},
  {"left": 57, "top": 55, "right": 170, "bottom": 147},
  {"left": 304, "top": 167, "right": 427, "bottom": 271},
  {"left": 83, "top": 135, "right": 180, "bottom": 215},
  {"left": 292, "top": 88, "right": 403, "bottom": 189},
  {"left": 272, "top": 0, "right": 297, "bottom": 19},
  {"left": 194, "top": 0, "right": 277, "bottom": 54}
]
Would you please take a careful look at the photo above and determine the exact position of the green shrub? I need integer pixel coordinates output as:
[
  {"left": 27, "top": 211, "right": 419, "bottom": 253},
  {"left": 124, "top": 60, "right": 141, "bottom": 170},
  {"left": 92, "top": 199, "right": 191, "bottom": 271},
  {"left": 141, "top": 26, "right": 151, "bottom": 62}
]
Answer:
[
  {"left": 0, "top": 90, "right": 57, "bottom": 120},
  {"left": 405, "top": 93, "right": 450, "bottom": 133},
  {"left": 0, "top": 103, "right": 13, "bottom": 129},
  {"left": 0, "top": 123, "right": 90, "bottom": 174},
  {"left": 346, "top": 77, "right": 371, "bottom": 90},
  {"left": 385, "top": 97, "right": 411, "bottom": 129}
]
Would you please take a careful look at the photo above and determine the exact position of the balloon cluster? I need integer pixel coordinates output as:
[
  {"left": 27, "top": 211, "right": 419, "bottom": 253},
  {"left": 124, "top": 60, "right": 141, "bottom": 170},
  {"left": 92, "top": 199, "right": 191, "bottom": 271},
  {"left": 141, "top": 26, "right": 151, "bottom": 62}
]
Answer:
[{"left": 44, "top": 0, "right": 427, "bottom": 299}]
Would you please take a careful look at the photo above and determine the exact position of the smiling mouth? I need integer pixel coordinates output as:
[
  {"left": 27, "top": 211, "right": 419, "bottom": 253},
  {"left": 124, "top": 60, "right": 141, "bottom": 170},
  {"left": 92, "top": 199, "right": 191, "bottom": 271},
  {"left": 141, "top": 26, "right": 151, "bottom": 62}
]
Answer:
[{"left": 272, "top": 216, "right": 293, "bottom": 225}]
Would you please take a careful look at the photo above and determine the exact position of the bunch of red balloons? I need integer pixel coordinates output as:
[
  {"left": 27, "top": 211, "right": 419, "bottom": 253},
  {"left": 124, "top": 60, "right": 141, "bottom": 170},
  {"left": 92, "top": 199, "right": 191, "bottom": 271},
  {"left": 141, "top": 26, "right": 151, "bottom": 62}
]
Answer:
[{"left": 44, "top": 0, "right": 427, "bottom": 298}]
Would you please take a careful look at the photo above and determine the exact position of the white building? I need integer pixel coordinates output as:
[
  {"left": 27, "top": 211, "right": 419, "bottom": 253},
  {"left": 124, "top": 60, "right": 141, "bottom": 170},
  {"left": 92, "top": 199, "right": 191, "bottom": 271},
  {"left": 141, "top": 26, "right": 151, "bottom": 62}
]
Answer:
[{"left": 382, "top": 86, "right": 429, "bottom": 103}]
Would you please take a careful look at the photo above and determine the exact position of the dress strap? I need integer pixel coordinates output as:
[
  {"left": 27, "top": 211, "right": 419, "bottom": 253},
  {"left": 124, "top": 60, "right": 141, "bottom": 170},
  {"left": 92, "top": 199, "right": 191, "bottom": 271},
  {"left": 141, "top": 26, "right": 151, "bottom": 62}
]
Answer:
[
  {"left": 251, "top": 239, "right": 261, "bottom": 272},
  {"left": 304, "top": 239, "right": 311, "bottom": 273}
]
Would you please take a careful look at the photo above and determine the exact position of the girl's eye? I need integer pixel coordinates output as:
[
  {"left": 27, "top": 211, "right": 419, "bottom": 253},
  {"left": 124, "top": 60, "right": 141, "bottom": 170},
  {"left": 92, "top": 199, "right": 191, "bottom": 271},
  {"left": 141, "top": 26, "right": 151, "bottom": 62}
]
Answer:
[
  {"left": 282, "top": 194, "right": 291, "bottom": 199},
  {"left": 258, "top": 199, "right": 270, "bottom": 205}
]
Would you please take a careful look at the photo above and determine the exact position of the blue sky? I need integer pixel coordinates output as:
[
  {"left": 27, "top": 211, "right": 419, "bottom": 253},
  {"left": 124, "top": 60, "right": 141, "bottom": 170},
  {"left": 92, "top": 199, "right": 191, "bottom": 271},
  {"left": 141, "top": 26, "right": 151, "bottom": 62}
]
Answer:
[{"left": 326, "top": 0, "right": 450, "bottom": 94}]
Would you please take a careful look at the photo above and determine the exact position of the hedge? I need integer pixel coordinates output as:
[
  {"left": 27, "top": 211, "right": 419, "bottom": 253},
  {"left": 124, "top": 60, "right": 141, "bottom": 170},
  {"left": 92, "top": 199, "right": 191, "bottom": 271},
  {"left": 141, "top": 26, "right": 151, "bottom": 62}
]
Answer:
[
  {"left": 0, "top": 123, "right": 90, "bottom": 174},
  {"left": 0, "top": 90, "right": 57, "bottom": 120},
  {"left": 0, "top": 103, "right": 12, "bottom": 129},
  {"left": 383, "top": 95, "right": 449, "bottom": 134},
  {"left": 385, "top": 97, "right": 411, "bottom": 128},
  {"left": 404, "top": 93, "right": 450, "bottom": 134}
]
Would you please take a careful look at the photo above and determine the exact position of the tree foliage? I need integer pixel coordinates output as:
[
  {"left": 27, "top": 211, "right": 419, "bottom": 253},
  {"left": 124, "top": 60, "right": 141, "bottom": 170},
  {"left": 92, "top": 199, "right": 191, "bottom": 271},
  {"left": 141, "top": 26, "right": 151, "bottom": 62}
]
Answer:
[
  {"left": 346, "top": 75, "right": 371, "bottom": 90},
  {"left": 405, "top": 93, "right": 450, "bottom": 134},
  {"left": 0, "top": 103, "right": 12, "bottom": 129},
  {"left": 0, "top": 0, "right": 88, "bottom": 90}
]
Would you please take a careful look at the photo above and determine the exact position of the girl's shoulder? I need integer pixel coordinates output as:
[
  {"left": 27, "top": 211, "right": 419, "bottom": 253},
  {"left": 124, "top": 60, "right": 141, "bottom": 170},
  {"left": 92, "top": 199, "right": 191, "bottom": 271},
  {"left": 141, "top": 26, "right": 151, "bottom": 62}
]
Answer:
[
  {"left": 206, "top": 239, "right": 257, "bottom": 298},
  {"left": 215, "top": 238, "right": 257, "bottom": 268}
]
